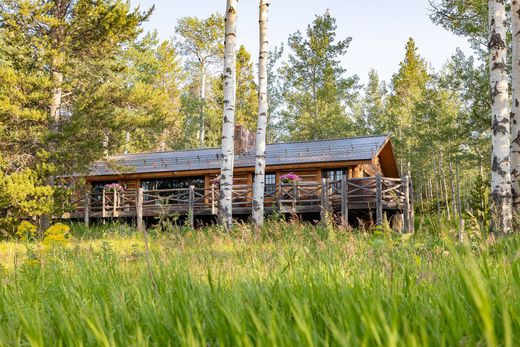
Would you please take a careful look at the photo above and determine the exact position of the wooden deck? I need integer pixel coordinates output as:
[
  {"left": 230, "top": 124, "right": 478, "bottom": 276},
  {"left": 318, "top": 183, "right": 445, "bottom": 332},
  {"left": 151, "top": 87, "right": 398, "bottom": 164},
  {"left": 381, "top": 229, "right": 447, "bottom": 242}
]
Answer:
[{"left": 63, "top": 175, "right": 414, "bottom": 231}]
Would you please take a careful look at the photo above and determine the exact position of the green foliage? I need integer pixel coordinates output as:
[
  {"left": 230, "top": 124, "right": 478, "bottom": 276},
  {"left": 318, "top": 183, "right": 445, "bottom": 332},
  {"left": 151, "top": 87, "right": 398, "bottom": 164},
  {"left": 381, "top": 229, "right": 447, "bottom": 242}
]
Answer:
[
  {"left": 429, "top": 0, "right": 489, "bottom": 53},
  {"left": 352, "top": 69, "right": 387, "bottom": 135},
  {"left": 279, "top": 10, "right": 359, "bottom": 140},
  {"left": 15, "top": 221, "right": 37, "bottom": 241},
  {"left": 0, "top": 222, "right": 517, "bottom": 345},
  {"left": 0, "top": 168, "right": 54, "bottom": 234},
  {"left": 43, "top": 223, "right": 70, "bottom": 246}
]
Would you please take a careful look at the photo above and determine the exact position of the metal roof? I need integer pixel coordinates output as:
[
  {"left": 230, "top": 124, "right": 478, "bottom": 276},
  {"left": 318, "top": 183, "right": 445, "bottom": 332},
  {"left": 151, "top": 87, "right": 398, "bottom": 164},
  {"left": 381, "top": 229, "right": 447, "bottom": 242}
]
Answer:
[{"left": 89, "top": 135, "right": 389, "bottom": 176}]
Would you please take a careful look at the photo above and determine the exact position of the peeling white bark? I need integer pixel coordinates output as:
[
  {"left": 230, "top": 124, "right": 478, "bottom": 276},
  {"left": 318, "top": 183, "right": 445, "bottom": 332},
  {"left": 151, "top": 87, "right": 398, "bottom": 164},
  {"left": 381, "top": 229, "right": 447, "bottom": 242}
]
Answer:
[
  {"left": 489, "top": 0, "right": 512, "bottom": 232},
  {"left": 511, "top": 0, "right": 520, "bottom": 212},
  {"left": 252, "top": 0, "right": 269, "bottom": 227},
  {"left": 218, "top": 0, "right": 238, "bottom": 230},
  {"left": 200, "top": 67, "right": 207, "bottom": 148}
]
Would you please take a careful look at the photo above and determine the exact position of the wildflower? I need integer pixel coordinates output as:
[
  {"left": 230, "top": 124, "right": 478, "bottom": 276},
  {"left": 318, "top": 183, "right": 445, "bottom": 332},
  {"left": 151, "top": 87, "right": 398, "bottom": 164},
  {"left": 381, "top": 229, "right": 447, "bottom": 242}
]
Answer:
[
  {"left": 43, "top": 223, "right": 71, "bottom": 246},
  {"left": 16, "top": 221, "right": 37, "bottom": 241}
]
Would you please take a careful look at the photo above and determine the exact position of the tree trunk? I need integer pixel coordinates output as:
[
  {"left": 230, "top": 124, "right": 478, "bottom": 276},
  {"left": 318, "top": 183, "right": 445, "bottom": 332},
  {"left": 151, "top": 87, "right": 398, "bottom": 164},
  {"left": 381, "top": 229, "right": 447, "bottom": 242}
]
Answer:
[
  {"left": 489, "top": 0, "right": 512, "bottom": 233},
  {"left": 439, "top": 150, "right": 451, "bottom": 220},
  {"left": 252, "top": 0, "right": 269, "bottom": 227},
  {"left": 218, "top": 0, "right": 238, "bottom": 230},
  {"left": 200, "top": 66, "right": 207, "bottom": 148},
  {"left": 41, "top": 40, "right": 64, "bottom": 232},
  {"left": 512, "top": 0, "right": 520, "bottom": 211}
]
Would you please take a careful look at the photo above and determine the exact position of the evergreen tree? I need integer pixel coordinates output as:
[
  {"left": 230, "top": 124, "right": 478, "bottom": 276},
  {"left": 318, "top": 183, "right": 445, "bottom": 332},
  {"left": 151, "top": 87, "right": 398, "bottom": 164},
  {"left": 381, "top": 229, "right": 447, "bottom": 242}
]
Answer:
[
  {"left": 0, "top": 0, "right": 151, "bottom": 226},
  {"left": 235, "top": 45, "right": 258, "bottom": 130},
  {"left": 279, "top": 10, "right": 358, "bottom": 141},
  {"left": 117, "top": 32, "right": 184, "bottom": 153},
  {"left": 386, "top": 38, "right": 430, "bottom": 174},
  {"left": 353, "top": 69, "right": 387, "bottom": 135}
]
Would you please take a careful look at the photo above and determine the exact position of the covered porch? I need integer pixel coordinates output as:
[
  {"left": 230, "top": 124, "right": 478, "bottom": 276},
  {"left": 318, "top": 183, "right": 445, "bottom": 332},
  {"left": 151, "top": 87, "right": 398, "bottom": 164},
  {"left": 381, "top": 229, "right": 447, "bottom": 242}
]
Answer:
[{"left": 64, "top": 174, "right": 414, "bottom": 232}]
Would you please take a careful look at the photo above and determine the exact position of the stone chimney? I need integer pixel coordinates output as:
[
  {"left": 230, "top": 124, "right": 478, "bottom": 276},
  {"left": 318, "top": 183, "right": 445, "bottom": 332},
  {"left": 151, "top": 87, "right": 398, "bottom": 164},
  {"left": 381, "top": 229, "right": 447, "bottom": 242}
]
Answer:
[{"left": 234, "top": 125, "right": 256, "bottom": 155}]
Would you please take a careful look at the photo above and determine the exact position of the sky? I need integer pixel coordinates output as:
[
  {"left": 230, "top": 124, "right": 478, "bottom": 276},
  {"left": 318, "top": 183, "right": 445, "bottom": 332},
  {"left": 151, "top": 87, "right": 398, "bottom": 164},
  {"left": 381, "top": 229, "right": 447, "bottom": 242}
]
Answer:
[{"left": 132, "top": 0, "right": 474, "bottom": 84}]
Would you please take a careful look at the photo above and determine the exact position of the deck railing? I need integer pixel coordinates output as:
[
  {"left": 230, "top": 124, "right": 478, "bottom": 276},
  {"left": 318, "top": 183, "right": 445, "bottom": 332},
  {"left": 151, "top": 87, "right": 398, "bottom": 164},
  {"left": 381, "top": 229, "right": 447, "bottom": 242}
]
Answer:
[{"left": 66, "top": 174, "right": 414, "bottom": 231}]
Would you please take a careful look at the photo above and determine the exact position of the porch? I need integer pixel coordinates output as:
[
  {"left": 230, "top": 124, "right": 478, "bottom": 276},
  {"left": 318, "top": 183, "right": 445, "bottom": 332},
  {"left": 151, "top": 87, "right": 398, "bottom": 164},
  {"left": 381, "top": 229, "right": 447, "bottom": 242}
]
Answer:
[{"left": 64, "top": 175, "right": 414, "bottom": 232}]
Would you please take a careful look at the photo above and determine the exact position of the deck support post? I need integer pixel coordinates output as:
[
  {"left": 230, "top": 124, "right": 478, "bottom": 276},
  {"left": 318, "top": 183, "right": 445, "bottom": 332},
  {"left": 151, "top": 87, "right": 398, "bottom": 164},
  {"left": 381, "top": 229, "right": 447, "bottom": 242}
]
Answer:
[
  {"left": 409, "top": 178, "right": 415, "bottom": 233},
  {"left": 376, "top": 173, "right": 383, "bottom": 226},
  {"left": 278, "top": 180, "right": 283, "bottom": 211},
  {"left": 211, "top": 185, "right": 217, "bottom": 215},
  {"left": 188, "top": 185, "right": 195, "bottom": 228},
  {"left": 321, "top": 178, "right": 330, "bottom": 223},
  {"left": 341, "top": 175, "right": 349, "bottom": 228},
  {"left": 113, "top": 190, "right": 117, "bottom": 217},
  {"left": 102, "top": 191, "right": 106, "bottom": 221},
  {"left": 136, "top": 188, "right": 143, "bottom": 231},
  {"left": 402, "top": 175, "right": 410, "bottom": 233},
  {"left": 292, "top": 181, "right": 297, "bottom": 212},
  {"left": 84, "top": 192, "right": 90, "bottom": 227}
]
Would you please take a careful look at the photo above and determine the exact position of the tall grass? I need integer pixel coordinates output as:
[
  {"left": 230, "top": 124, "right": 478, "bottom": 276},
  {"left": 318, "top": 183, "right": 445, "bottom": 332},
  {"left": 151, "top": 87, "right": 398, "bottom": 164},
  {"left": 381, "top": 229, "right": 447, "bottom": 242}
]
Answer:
[{"left": 0, "top": 221, "right": 518, "bottom": 346}]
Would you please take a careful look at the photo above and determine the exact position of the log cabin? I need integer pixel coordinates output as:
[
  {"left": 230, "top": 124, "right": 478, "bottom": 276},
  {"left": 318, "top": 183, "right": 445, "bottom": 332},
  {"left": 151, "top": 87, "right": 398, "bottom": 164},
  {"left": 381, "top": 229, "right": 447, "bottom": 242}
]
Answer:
[{"left": 64, "top": 126, "right": 413, "bottom": 231}]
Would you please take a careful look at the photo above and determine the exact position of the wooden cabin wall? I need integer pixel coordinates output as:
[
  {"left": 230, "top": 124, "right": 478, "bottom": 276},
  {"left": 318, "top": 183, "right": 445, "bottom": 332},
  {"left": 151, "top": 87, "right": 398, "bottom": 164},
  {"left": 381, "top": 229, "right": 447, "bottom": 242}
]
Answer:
[{"left": 279, "top": 169, "right": 319, "bottom": 183}]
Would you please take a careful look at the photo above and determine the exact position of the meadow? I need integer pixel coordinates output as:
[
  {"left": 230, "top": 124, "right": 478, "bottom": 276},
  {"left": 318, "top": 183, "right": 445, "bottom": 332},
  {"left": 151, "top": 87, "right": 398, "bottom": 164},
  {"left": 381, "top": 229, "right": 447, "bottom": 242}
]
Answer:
[{"left": 0, "top": 220, "right": 518, "bottom": 346}]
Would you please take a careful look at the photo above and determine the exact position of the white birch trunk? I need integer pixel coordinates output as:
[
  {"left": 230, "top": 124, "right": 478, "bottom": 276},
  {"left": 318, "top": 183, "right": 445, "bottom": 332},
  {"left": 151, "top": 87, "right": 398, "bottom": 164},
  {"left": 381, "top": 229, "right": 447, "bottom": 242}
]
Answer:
[
  {"left": 218, "top": 0, "right": 238, "bottom": 230},
  {"left": 511, "top": 0, "right": 520, "bottom": 211},
  {"left": 200, "top": 66, "right": 207, "bottom": 148},
  {"left": 252, "top": 0, "right": 269, "bottom": 227},
  {"left": 489, "top": 0, "right": 512, "bottom": 233}
]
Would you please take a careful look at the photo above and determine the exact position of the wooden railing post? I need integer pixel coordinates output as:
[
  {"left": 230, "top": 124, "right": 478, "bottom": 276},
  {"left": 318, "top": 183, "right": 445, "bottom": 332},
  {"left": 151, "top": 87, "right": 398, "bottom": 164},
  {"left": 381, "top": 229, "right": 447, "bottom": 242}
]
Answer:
[
  {"left": 188, "top": 185, "right": 195, "bottom": 228},
  {"left": 376, "top": 173, "right": 383, "bottom": 226},
  {"left": 402, "top": 175, "right": 410, "bottom": 233},
  {"left": 292, "top": 181, "right": 297, "bottom": 212},
  {"left": 102, "top": 190, "right": 107, "bottom": 219},
  {"left": 409, "top": 178, "right": 415, "bottom": 233},
  {"left": 84, "top": 192, "right": 90, "bottom": 227},
  {"left": 321, "top": 178, "right": 329, "bottom": 223},
  {"left": 341, "top": 175, "right": 349, "bottom": 228},
  {"left": 136, "top": 188, "right": 143, "bottom": 231},
  {"left": 113, "top": 190, "right": 117, "bottom": 217},
  {"left": 211, "top": 185, "right": 217, "bottom": 215},
  {"left": 278, "top": 180, "right": 283, "bottom": 210}
]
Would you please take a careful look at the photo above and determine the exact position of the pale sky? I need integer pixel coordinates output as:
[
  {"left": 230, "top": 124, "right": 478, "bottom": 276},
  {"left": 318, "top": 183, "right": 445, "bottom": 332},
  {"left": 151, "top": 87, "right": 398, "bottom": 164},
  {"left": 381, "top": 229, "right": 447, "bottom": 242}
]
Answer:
[{"left": 132, "top": 0, "right": 474, "bottom": 84}]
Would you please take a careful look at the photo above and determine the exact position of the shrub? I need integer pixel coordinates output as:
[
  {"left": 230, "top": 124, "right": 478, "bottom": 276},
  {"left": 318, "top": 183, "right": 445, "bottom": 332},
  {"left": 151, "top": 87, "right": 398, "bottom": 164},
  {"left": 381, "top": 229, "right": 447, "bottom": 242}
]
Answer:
[
  {"left": 43, "top": 223, "right": 70, "bottom": 246},
  {"left": 15, "top": 221, "right": 37, "bottom": 241}
]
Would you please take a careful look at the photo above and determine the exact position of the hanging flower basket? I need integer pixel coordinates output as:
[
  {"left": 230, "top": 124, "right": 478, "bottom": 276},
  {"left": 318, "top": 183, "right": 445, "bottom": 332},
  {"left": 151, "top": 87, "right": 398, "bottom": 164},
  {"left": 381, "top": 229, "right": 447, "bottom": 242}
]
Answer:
[
  {"left": 104, "top": 183, "right": 124, "bottom": 193},
  {"left": 280, "top": 172, "right": 301, "bottom": 184}
]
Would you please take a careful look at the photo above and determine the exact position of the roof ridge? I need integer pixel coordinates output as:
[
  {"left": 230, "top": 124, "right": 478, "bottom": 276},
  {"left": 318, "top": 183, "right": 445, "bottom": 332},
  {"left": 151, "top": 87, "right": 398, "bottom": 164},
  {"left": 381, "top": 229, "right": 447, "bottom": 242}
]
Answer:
[
  {"left": 266, "top": 134, "right": 389, "bottom": 146},
  {"left": 107, "top": 146, "right": 220, "bottom": 159}
]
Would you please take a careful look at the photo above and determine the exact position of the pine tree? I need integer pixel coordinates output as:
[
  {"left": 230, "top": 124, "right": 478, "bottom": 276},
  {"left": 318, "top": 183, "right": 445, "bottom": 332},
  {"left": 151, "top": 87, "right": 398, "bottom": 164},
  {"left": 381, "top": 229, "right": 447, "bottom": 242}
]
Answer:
[
  {"left": 235, "top": 45, "right": 258, "bottom": 130},
  {"left": 353, "top": 69, "right": 386, "bottom": 135},
  {"left": 386, "top": 38, "right": 430, "bottom": 174},
  {"left": 279, "top": 10, "right": 358, "bottom": 141},
  {"left": 0, "top": 0, "right": 150, "bottom": 227}
]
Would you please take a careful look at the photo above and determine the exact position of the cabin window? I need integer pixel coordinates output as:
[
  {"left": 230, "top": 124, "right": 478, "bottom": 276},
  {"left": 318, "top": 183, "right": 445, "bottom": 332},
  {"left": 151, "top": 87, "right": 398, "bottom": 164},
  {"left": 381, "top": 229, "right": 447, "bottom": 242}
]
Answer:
[
  {"left": 141, "top": 177, "right": 205, "bottom": 204},
  {"left": 323, "top": 170, "right": 345, "bottom": 194},
  {"left": 90, "top": 181, "right": 118, "bottom": 207},
  {"left": 141, "top": 177, "right": 205, "bottom": 191},
  {"left": 265, "top": 173, "right": 276, "bottom": 195}
]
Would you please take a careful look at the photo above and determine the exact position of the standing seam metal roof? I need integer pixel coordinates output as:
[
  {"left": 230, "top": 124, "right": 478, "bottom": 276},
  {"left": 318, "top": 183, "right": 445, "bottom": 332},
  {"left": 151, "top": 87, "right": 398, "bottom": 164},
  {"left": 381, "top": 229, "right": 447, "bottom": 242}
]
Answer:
[{"left": 89, "top": 135, "right": 389, "bottom": 176}]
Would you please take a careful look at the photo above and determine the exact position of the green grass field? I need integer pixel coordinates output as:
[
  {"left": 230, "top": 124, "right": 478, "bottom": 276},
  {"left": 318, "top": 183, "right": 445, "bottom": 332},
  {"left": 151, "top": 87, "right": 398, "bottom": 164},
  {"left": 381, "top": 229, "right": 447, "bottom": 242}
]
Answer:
[{"left": 0, "top": 221, "right": 518, "bottom": 346}]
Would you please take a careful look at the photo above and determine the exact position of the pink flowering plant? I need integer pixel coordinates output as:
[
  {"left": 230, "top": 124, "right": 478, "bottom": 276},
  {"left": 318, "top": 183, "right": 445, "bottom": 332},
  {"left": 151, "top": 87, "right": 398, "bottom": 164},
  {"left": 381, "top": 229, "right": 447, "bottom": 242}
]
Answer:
[
  {"left": 104, "top": 183, "right": 124, "bottom": 192},
  {"left": 280, "top": 172, "right": 301, "bottom": 184},
  {"left": 211, "top": 176, "right": 221, "bottom": 187}
]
